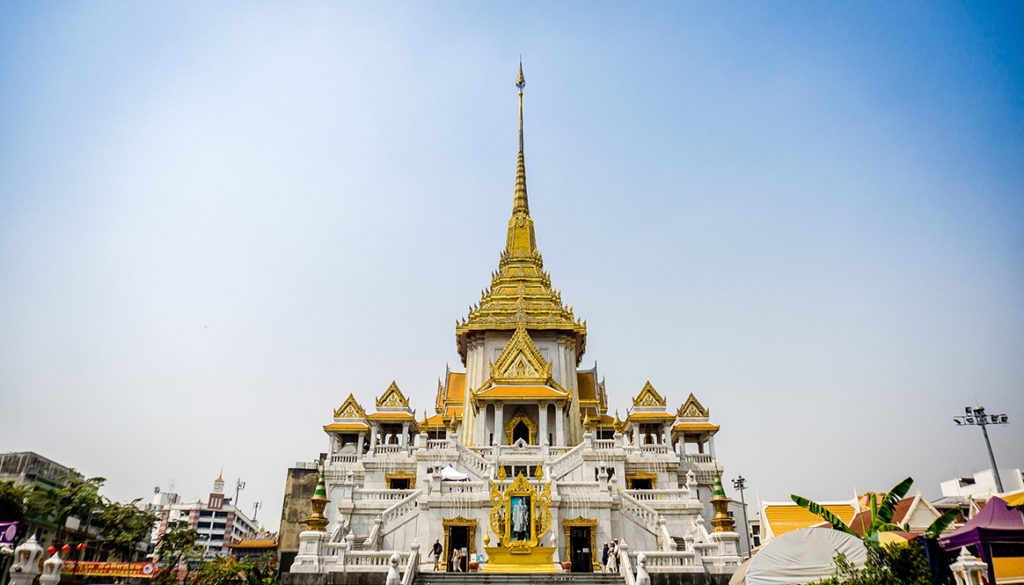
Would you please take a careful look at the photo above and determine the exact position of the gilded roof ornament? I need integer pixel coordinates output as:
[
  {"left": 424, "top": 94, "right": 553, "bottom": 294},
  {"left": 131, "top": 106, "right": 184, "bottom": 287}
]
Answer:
[
  {"left": 677, "top": 392, "right": 710, "bottom": 419},
  {"left": 455, "top": 64, "right": 586, "bottom": 364},
  {"left": 633, "top": 381, "right": 667, "bottom": 408},
  {"left": 333, "top": 394, "right": 366, "bottom": 419},
  {"left": 376, "top": 380, "right": 410, "bottom": 408}
]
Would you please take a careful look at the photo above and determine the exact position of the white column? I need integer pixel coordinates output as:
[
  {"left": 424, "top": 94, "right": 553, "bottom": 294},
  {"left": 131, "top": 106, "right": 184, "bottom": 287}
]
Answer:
[
  {"left": 709, "top": 435, "right": 717, "bottom": 460},
  {"left": 369, "top": 425, "right": 378, "bottom": 451},
  {"left": 539, "top": 402, "right": 549, "bottom": 445},
  {"left": 357, "top": 432, "right": 365, "bottom": 460},
  {"left": 494, "top": 403, "right": 504, "bottom": 445},
  {"left": 400, "top": 422, "right": 409, "bottom": 447},
  {"left": 555, "top": 407, "right": 565, "bottom": 446},
  {"left": 634, "top": 426, "right": 641, "bottom": 447}
]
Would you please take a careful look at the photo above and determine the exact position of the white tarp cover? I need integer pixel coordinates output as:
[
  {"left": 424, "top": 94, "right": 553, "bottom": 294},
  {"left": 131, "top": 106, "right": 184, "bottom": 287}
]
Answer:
[
  {"left": 743, "top": 528, "right": 867, "bottom": 585},
  {"left": 440, "top": 464, "right": 469, "bottom": 481}
]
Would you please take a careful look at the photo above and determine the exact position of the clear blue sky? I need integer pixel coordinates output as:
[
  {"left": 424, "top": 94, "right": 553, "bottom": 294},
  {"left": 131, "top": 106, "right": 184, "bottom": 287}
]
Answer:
[{"left": 1, "top": 2, "right": 1022, "bottom": 528}]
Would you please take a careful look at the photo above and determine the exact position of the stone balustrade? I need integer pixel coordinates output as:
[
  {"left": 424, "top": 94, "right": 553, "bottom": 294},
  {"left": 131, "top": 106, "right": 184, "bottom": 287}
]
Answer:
[{"left": 353, "top": 489, "right": 416, "bottom": 502}]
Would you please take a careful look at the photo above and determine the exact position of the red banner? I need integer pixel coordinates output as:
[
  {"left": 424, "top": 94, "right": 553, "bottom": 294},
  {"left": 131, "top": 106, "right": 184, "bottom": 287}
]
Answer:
[{"left": 62, "top": 561, "right": 157, "bottom": 579}]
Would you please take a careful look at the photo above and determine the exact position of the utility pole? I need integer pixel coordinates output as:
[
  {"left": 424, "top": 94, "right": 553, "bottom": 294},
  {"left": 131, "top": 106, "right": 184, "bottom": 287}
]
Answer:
[
  {"left": 732, "top": 475, "right": 751, "bottom": 558},
  {"left": 953, "top": 405, "right": 1010, "bottom": 493}
]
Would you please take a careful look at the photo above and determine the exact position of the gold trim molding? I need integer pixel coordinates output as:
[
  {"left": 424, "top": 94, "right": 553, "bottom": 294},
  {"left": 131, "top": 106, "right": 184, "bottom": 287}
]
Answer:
[{"left": 563, "top": 516, "right": 599, "bottom": 571}]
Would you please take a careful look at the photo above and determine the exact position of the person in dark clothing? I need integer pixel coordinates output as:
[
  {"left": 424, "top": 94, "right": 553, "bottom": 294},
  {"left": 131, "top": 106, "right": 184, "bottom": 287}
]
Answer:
[
  {"left": 431, "top": 539, "right": 443, "bottom": 571},
  {"left": 601, "top": 543, "right": 610, "bottom": 573}
]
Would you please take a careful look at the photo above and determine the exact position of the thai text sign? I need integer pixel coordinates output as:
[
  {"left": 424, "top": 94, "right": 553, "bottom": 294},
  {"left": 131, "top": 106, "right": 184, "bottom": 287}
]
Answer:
[{"left": 62, "top": 561, "right": 157, "bottom": 578}]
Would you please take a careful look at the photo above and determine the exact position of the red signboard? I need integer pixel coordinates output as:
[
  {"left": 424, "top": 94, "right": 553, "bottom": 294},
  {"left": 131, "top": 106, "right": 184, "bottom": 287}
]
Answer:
[{"left": 62, "top": 561, "right": 157, "bottom": 579}]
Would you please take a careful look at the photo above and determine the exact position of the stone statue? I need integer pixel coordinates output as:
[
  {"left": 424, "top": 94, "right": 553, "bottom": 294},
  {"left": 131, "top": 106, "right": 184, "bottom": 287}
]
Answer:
[
  {"left": 635, "top": 553, "right": 651, "bottom": 585},
  {"left": 385, "top": 553, "right": 401, "bottom": 585}
]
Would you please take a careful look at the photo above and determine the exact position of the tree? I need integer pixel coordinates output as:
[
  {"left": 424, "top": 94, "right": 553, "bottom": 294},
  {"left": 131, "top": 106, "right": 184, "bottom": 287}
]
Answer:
[
  {"left": 792, "top": 476, "right": 959, "bottom": 540},
  {"left": 0, "top": 481, "right": 48, "bottom": 526},
  {"left": 155, "top": 520, "right": 200, "bottom": 584},
  {"left": 95, "top": 498, "right": 158, "bottom": 561},
  {"left": 816, "top": 543, "right": 947, "bottom": 585},
  {"left": 48, "top": 470, "right": 106, "bottom": 548},
  {"left": 193, "top": 557, "right": 278, "bottom": 585}
]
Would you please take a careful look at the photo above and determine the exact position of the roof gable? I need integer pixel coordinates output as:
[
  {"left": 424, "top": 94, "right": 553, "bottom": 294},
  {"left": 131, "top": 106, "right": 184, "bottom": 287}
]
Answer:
[
  {"left": 376, "top": 380, "right": 410, "bottom": 408},
  {"left": 333, "top": 394, "right": 366, "bottom": 419},
  {"left": 490, "top": 326, "right": 552, "bottom": 384},
  {"left": 633, "top": 380, "right": 666, "bottom": 407},
  {"left": 677, "top": 392, "right": 709, "bottom": 418}
]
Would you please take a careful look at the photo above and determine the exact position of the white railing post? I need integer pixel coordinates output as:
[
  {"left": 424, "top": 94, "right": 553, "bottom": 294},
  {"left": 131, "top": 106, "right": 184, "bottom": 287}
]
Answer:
[{"left": 619, "top": 541, "right": 635, "bottom": 585}]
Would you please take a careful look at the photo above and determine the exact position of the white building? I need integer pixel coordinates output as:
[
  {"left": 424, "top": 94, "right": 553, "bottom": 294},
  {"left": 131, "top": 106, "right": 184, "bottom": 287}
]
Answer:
[
  {"left": 151, "top": 473, "right": 258, "bottom": 560},
  {"left": 940, "top": 468, "right": 1024, "bottom": 500}
]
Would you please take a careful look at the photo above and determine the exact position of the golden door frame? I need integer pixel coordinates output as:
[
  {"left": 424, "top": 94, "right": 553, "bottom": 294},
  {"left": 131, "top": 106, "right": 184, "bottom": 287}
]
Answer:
[
  {"left": 504, "top": 407, "right": 537, "bottom": 445},
  {"left": 563, "top": 516, "right": 599, "bottom": 571},
  {"left": 625, "top": 471, "right": 657, "bottom": 489},
  {"left": 442, "top": 516, "right": 476, "bottom": 569},
  {"left": 386, "top": 471, "right": 416, "bottom": 489}
]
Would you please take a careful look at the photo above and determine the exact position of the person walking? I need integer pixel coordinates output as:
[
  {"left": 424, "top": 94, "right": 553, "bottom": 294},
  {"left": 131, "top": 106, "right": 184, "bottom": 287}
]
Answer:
[
  {"left": 452, "top": 549, "right": 463, "bottom": 572},
  {"left": 431, "top": 539, "right": 443, "bottom": 571},
  {"left": 601, "top": 543, "right": 609, "bottom": 573}
]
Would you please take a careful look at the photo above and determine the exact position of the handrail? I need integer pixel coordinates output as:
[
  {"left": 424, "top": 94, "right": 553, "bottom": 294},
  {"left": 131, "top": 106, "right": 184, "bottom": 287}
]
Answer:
[
  {"left": 619, "top": 542, "right": 636, "bottom": 585},
  {"left": 619, "top": 491, "right": 660, "bottom": 539},
  {"left": 622, "top": 489, "right": 689, "bottom": 502},
  {"left": 379, "top": 488, "right": 423, "bottom": 539},
  {"left": 354, "top": 489, "right": 417, "bottom": 502},
  {"left": 400, "top": 543, "right": 419, "bottom": 585},
  {"left": 549, "top": 442, "right": 585, "bottom": 480},
  {"left": 457, "top": 445, "right": 492, "bottom": 480}
]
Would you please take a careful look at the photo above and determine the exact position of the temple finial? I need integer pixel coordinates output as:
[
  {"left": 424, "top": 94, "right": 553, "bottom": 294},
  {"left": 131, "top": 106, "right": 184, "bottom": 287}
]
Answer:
[{"left": 513, "top": 59, "right": 529, "bottom": 215}]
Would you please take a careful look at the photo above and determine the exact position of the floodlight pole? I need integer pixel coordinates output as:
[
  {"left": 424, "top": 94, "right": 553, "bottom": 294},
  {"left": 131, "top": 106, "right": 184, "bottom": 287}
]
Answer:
[
  {"left": 953, "top": 405, "right": 1009, "bottom": 493},
  {"left": 732, "top": 475, "right": 750, "bottom": 558}
]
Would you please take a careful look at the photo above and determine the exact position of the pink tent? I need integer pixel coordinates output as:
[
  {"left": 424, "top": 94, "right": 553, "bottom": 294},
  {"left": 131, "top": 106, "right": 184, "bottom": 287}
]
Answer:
[{"left": 939, "top": 496, "right": 1024, "bottom": 583}]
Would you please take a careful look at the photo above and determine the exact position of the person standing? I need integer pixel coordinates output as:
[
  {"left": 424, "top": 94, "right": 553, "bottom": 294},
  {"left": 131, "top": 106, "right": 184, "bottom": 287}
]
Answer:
[
  {"left": 431, "top": 539, "right": 443, "bottom": 571},
  {"left": 452, "top": 549, "right": 463, "bottom": 572},
  {"left": 601, "top": 543, "right": 609, "bottom": 573}
]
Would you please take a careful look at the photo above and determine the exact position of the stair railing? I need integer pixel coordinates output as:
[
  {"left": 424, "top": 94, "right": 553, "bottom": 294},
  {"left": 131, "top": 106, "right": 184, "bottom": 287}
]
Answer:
[
  {"left": 400, "top": 542, "right": 419, "bottom": 585},
  {"left": 619, "top": 541, "right": 636, "bottom": 585},
  {"left": 549, "top": 441, "right": 586, "bottom": 480}
]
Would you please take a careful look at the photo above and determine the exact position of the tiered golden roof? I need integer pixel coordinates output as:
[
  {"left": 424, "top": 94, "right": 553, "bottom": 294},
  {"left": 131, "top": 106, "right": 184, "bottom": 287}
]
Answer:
[{"left": 455, "top": 62, "right": 586, "bottom": 365}]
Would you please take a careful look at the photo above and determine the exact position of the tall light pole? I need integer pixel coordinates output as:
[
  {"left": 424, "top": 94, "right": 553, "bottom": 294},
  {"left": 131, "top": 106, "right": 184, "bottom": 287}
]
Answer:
[
  {"left": 234, "top": 478, "right": 246, "bottom": 508},
  {"left": 953, "top": 405, "right": 1010, "bottom": 493},
  {"left": 732, "top": 475, "right": 750, "bottom": 558}
]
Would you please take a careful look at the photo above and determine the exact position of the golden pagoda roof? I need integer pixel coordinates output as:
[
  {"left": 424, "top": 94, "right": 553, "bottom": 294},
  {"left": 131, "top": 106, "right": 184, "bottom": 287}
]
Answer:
[
  {"left": 324, "top": 422, "right": 369, "bottom": 432},
  {"left": 366, "top": 411, "right": 417, "bottom": 421},
  {"left": 455, "top": 62, "right": 586, "bottom": 365},
  {"left": 672, "top": 422, "right": 720, "bottom": 433},
  {"left": 763, "top": 503, "right": 857, "bottom": 538},
  {"left": 476, "top": 385, "right": 568, "bottom": 399}
]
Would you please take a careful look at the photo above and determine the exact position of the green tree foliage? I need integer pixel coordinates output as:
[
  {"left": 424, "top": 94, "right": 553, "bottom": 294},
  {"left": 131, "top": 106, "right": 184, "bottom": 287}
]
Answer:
[
  {"left": 49, "top": 470, "right": 106, "bottom": 547},
  {"left": 817, "top": 543, "right": 946, "bottom": 585},
  {"left": 95, "top": 498, "right": 158, "bottom": 561},
  {"left": 792, "top": 476, "right": 959, "bottom": 540},
  {"left": 155, "top": 521, "right": 200, "bottom": 584},
  {"left": 0, "top": 481, "right": 48, "bottom": 525},
  {"left": 194, "top": 557, "right": 279, "bottom": 585}
]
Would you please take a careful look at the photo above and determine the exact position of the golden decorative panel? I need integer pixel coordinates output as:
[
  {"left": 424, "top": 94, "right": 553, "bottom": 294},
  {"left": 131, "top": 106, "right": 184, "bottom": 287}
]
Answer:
[
  {"left": 633, "top": 381, "right": 666, "bottom": 407},
  {"left": 376, "top": 381, "right": 410, "bottom": 408},
  {"left": 333, "top": 394, "right": 366, "bottom": 419}
]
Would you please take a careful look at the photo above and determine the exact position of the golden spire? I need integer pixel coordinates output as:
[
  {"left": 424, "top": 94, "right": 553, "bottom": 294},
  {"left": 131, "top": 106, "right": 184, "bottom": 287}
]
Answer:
[{"left": 514, "top": 59, "right": 528, "bottom": 215}]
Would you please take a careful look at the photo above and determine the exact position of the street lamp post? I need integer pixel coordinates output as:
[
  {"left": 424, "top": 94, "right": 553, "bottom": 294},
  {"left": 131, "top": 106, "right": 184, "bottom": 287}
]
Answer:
[
  {"left": 732, "top": 475, "right": 750, "bottom": 558},
  {"left": 953, "top": 405, "right": 1010, "bottom": 493}
]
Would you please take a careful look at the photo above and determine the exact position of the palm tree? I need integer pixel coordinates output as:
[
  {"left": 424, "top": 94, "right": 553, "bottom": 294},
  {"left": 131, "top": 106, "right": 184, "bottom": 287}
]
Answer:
[{"left": 791, "top": 476, "right": 959, "bottom": 540}]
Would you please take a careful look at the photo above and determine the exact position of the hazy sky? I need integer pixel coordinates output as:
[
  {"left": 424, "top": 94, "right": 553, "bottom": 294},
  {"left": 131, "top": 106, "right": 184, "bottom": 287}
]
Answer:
[{"left": 1, "top": 2, "right": 1022, "bottom": 531}]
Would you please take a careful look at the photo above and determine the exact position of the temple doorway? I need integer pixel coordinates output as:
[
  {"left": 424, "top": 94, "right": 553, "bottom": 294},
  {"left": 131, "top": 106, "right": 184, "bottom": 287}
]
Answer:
[
  {"left": 512, "top": 421, "right": 530, "bottom": 444},
  {"left": 446, "top": 526, "right": 468, "bottom": 572},
  {"left": 569, "top": 526, "right": 592, "bottom": 572}
]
